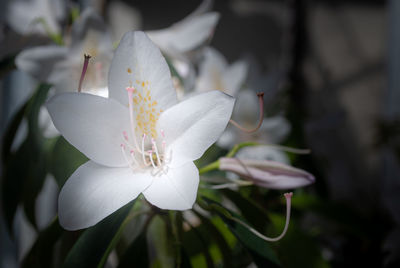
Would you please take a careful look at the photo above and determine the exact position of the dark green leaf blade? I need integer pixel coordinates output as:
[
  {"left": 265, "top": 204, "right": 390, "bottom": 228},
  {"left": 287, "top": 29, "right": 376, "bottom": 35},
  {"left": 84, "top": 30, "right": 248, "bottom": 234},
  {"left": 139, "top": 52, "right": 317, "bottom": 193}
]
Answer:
[
  {"left": 63, "top": 201, "right": 134, "bottom": 268},
  {"left": 117, "top": 231, "right": 149, "bottom": 268},
  {"left": 49, "top": 136, "right": 88, "bottom": 188},
  {"left": 201, "top": 197, "right": 281, "bottom": 267},
  {"left": 22, "top": 217, "right": 64, "bottom": 268}
]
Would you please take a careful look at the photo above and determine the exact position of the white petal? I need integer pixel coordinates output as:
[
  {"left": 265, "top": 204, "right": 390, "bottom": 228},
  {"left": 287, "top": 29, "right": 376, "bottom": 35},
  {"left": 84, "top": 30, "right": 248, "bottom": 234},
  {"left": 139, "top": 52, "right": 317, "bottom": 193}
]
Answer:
[
  {"left": 236, "top": 145, "right": 290, "bottom": 164},
  {"left": 59, "top": 161, "right": 152, "bottom": 230},
  {"left": 70, "top": 8, "right": 113, "bottom": 55},
  {"left": 16, "top": 46, "right": 68, "bottom": 82},
  {"left": 147, "top": 12, "right": 220, "bottom": 54},
  {"left": 6, "top": 0, "right": 62, "bottom": 35},
  {"left": 158, "top": 91, "right": 235, "bottom": 166},
  {"left": 108, "top": 31, "right": 177, "bottom": 111},
  {"left": 39, "top": 106, "right": 60, "bottom": 138},
  {"left": 259, "top": 116, "right": 291, "bottom": 144},
  {"left": 195, "top": 47, "right": 227, "bottom": 92},
  {"left": 46, "top": 92, "right": 130, "bottom": 167},
  {"left": 143, "top": 162, "right": 199, "bottom": 210},
  {"left": 222, "top": 60, "right": 248, "bottom": 96},
  {"left": 107, "top": 1, "right": 142, "bottom": 42}
]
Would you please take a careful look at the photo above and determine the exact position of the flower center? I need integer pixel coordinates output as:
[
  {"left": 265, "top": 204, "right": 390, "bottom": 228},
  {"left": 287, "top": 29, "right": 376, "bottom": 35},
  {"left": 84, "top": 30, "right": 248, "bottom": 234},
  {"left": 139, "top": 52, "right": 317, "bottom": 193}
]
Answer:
[{"left": 120, "top": 85, "right": 170, "bottom": 176}]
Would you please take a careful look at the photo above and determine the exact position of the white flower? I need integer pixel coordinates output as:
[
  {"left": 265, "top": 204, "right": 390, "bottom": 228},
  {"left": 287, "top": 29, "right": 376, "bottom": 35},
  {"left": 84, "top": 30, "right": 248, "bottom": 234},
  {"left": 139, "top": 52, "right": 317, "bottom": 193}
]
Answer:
[
  {"left": 46, "top": 31, "right": 235, "bottom": 230},
  {"left": 218, "top": 89, "right": 291, "bottom": 149},
  {"left": 16, "top": 8, "right": 113, "bottom": 97},
  {"left": 146, "top": 1, "right": 219, "bottom": 58},
  {"left": 6, "top": 0, "right": 66, "bottom": 35},
  {"left": 195, "top": 47, "right": 248, "bottom": 96}
]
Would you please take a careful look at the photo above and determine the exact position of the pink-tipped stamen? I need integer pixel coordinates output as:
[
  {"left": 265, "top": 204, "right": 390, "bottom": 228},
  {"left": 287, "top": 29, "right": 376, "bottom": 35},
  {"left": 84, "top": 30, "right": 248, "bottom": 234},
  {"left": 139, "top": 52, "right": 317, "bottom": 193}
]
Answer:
[
  {"left": 141, "top": 134, "right": 150, "bottom": 166},
  {"left": 230, "top": 192, "right": 293, "bottom": 242},
  {"left": 229, "top": 92, "right": 264, "bottom": 133},
  {"left": 121, "top": 144, "right": 135, "bottom": 170},
  {"left": 78, "top": 54, "right": 91, "bottom": 92},
  {"left": 123, "top": 131, "right": 129, "bottom": 141}
]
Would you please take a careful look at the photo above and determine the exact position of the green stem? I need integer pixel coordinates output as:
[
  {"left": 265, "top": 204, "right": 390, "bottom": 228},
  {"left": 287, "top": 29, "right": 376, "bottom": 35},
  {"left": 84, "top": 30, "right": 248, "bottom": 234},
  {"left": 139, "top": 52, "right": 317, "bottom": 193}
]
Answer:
[
  {"left": 169, "top": 211, "right": 183, "bottom": 268},
  {"left": 225, "top": 142, "right": 259, "bottom": 158},
  {"left": 97, "top": 207, "right": 151, "bottom": 268},
  {"left": 199, "top": 160, "right": 220, "bottom": 175}
]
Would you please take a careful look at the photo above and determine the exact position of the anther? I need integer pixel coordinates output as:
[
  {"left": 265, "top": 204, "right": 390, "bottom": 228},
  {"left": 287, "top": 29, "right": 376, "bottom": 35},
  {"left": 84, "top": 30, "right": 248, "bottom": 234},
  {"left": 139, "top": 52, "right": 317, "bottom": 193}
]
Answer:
[
  {"left": 123, "top": 131, "right": 129, "bottom": 141},
  {"left": 78, "top": 54, "right": 91, "bottom": 92},
  {"left": 229, "top": 92, "right": 264, "bottom": 133}
]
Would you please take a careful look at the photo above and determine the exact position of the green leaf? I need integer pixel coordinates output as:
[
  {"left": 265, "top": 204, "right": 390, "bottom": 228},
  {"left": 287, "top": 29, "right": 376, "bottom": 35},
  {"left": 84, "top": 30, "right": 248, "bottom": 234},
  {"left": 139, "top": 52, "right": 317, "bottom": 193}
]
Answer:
[
  {"left": 49, "top": 136, "right": 88, "bottom": 188},
  {"left": 22, "top": 217, "right": 64, "bottom": 268},
  {"left": 222, "top": 189, "right": 270, "bottom": 231},
  {"left": 147, "top": 215, "right": 175, "bottom": 268},
  {"left": 268, "top": 213, "right": 330, "bottom": 268},
  {"left": 63, "top": 201, "right": 134, "bottom": 268},
  {"left": 2, "top": 84, "right": 52, "bottom": 231},
  {"left": 1, "top": 100, "right": 27, "bottom": 161},
  {"left": 201, "top": 197, "right": 281, "bottom": 267},
  {"left": 117, "top": 230, "right": 149, "bottom": 268},
  {"left": 193, "top": 212, "right": 234, "bottom": 267}
]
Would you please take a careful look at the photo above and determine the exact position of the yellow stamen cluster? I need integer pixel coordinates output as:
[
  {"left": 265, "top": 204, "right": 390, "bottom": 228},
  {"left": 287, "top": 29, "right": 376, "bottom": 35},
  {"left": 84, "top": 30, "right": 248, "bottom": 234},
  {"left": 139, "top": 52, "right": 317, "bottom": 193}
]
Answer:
[{"left": 126, "top": 70, "right": 163, "bottom": 138}]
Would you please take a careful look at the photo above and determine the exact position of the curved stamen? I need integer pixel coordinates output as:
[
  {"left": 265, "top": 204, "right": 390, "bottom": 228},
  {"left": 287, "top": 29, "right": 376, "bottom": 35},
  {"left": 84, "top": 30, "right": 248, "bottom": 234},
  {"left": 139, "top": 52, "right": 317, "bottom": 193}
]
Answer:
[
  {"left": 148, "top": 150, "right": 157, "bottom": 169},
  {"left": 230, "top": 192, "right": 293, "bottom": 242},
  {"left": 141, "top": 134, "right": 150, "bottom": 166},
  {"left": 229, "top": 92, "right": 264, "bottom": 133},
  {"left": 121, "top": 144, "right": 135, "bottom": 170},
  {"left": 78, "top": 54, "right": 91, "bottom": 92},
  {"left": 126, "top": 87, "right": 143, "bottom": 153},
  {"left": 152, "top": 138, "right": 162, "bottom": 166}
]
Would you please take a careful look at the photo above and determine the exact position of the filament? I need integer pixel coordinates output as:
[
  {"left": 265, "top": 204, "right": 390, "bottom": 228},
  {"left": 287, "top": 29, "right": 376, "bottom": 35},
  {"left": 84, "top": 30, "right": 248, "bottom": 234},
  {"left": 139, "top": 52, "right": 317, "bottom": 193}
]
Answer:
[
  {"left": 229, "top": 92, "right": 264, "bottom": 133},
  {"left": 230, "top": 192, "right": 293, "bottom": 242},
  {"left": 78, "top": 54, "right": 91, "bottom": 92}
]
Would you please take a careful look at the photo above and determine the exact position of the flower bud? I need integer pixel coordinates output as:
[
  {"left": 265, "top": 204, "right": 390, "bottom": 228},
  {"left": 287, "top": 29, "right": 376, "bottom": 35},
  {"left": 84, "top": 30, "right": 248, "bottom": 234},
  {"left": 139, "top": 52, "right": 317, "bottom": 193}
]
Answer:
[{"left": 219, "top": 157, "right": 315, "bottom": 190}]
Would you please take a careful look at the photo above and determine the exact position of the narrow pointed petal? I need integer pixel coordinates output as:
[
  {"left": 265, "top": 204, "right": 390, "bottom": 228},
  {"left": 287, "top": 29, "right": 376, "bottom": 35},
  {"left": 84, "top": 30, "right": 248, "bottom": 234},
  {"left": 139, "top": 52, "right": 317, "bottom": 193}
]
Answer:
[
  {"left": 147, "top": 12, "right": 220, "bottom": 54},
  {"left": 143, "top": 162, "right": 199, "bottom": 210},
  {"left": 222, "top": 60, "right": 248, "bottom": 96},
  {"left": 108, "top": 31, "right": 177, "bottom": 110},
  {"left": 59, "top": 161, "right": 152, "bottom": 230},
  {"left": 158, "top": 91, "right": 235, "bottom": 166},
  {"left": 16, "top": 46, "right": 68, "bottom": 82},
  {"left": 46, "top": 92, "right": 130, "bottom": 167}
]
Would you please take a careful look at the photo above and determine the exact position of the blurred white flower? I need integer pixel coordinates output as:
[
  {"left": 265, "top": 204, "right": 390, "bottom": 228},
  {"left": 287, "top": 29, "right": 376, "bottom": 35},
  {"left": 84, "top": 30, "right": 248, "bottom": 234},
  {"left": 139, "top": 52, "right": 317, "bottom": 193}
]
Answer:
[
  {"left": 46, "top": 31, "right": 235, "bottom": 230},
  {"left": 6, "top": 0, "right": 66, "bottom": 35},
  {"left": 195, "top": 46, "right": 248, "bottom": 96},
  {"left": 146, "top": 2, "right": 219, "bottom": 59},
  {"left": 219, "top": 90, "right": 291, "bottom": 149},
  {"left": 16, "top": 8, "right": 112, "bottom": 97}
]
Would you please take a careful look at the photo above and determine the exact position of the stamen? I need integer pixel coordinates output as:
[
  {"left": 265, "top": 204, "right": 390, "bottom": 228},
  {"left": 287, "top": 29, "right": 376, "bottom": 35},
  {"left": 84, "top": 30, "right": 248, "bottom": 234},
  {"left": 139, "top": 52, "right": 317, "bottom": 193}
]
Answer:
[
  {"left": 123, "top": 131, "right": 129, "bottom": 141},
  {"left": 229, "top": 92, "right": 264, "bottom": 133},
  {"left": 126, "top": 87, "right": 142, "bottom": 152},
  {"left": 78, "top": 54, "right": 91, "bottom": 92},
  {"left": 229, "top": 192, "right": 293, "bottom": 242},
  {"left": 130, "top": 150, "right": 140, "bottom": 166},
  {"left": 152, "top": 138, "right": 162, "bottom": 166},
  {"left": 141, "top": 134, "right": 150, "bottom": 166},
  {"left": 148, "top": 150, "right": 157, "bottom": 169},
  {"left": 121, "top": 144, "right": 135, "bottom": 170}
]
